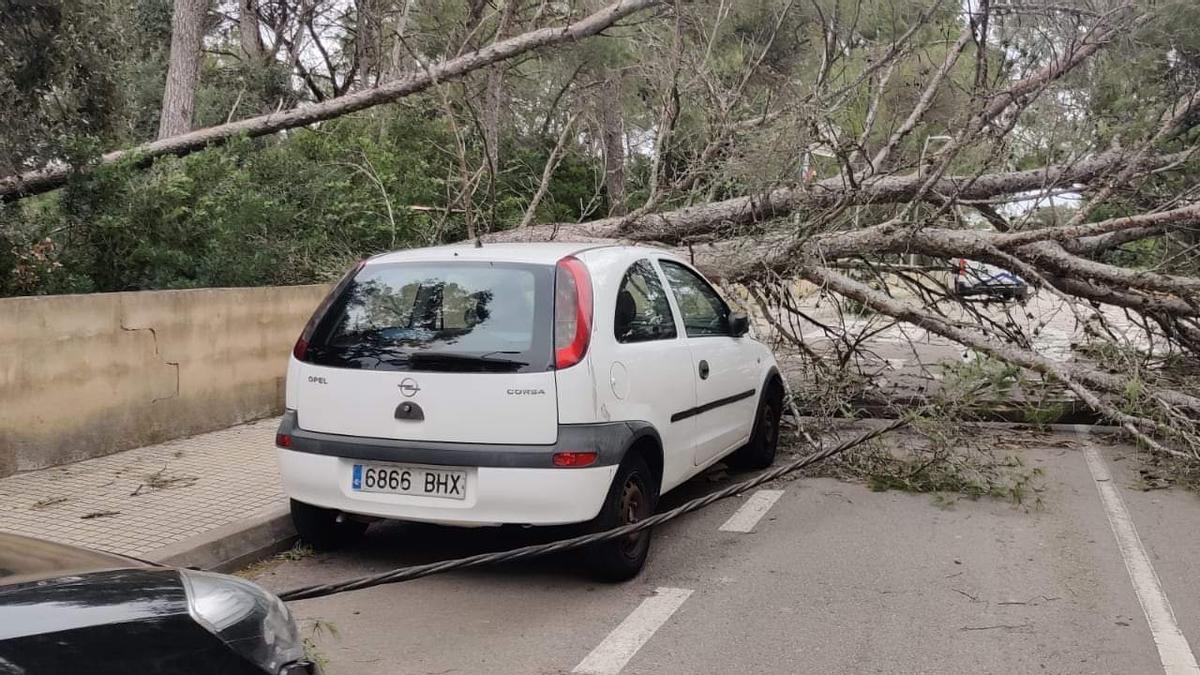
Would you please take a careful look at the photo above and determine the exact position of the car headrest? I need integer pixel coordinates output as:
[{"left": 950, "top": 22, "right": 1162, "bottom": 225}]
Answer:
[{"left": 615, "top": 290, "right": 636, "bottom": 328}]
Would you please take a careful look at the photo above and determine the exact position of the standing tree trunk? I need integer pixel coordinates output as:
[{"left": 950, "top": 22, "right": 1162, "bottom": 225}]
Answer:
[
  {"left": 482, "top": 0, "right": 517, "bottom": 178},
  {"left": 355, "top": 0, "right": 383, "bottom": 87},
  {"left": 158, "top": 0, "right": 207, "bottom": 139},
  {"left": 482, "top": 73, "right": 504, "bottom": 179},
  {"left": 239, "top": 0, "right": 262, "bottom": 63},
  {"left": 383, "top": 0, "right": 414, "bottom": 81},
  {"left": 598, "top": 75, "right": 626, "bottom": 216}
]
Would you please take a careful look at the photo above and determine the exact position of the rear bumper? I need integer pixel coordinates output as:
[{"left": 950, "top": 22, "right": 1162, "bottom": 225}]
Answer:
[
  {"left": 276, "top": 448, "right": 617, "bottom": 526},
  {"left": 276, "top": 410, "right": 654, "bottom": 469}
]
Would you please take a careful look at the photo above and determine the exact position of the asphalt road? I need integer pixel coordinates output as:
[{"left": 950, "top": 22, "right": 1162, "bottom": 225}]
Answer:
[{"left": 250, "top": 430, "right": 1200, "bottom": 674}]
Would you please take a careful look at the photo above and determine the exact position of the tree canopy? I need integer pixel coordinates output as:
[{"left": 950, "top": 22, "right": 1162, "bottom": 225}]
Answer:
[{"left": 2, "top": 0, "right": 1199, "bottom": 457}]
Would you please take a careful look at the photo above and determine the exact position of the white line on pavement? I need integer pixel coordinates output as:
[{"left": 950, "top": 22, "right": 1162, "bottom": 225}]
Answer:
[
  {"left": 1082, "top": 444, "right": 1200, "bottom": 675},
  {"left": 719, "top": 489, "right": 785, "bottom": 533},
  {"left": 572, "top": 587, "right": 693, "bottom": 675}
]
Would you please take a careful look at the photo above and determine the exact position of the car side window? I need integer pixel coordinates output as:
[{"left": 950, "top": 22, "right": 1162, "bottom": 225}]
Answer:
[
  {"left": 614, "top": 259, "right": 678, "bottom": 343},
  {"left": 658, "top": 260, "right": 731, "bottom": 337}
]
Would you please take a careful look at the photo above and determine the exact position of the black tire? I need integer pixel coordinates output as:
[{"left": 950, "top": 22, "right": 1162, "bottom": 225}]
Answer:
[
  {"left": 728, "top": 384, "right": 783, "bottom": 471},
  {"left": 290, "top": 499, "right": 368, "bottom": 551},
  {"left": 585, "top": 454, "right": 659, "bottom": 582}
]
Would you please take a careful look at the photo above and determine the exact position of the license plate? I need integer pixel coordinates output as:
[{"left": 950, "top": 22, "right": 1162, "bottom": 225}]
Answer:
[{"left": 351, "top": 463, "right": 467, "bottom": 500}]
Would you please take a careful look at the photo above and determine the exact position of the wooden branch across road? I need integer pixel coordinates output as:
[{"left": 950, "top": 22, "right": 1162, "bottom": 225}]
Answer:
[
  {"left": 0, "top": 0, "right": 662, "bottom": 202},
  {"left": 490, "top": 150, "right": 1194, "bottom": 245}
]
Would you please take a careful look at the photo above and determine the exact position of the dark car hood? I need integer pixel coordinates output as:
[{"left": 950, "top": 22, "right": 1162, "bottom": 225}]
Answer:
[
  {"left": 0, "top": 532, "right": 146, "bottom": 586},
  {"left": 0, "top": 536, "right": 267, "bottom": 675},
  {"left": 0, "top": 567, "right": 257, "bottom": 674},
  {"left": 0, "top": 567, "right": 187, "bottom": 641}
]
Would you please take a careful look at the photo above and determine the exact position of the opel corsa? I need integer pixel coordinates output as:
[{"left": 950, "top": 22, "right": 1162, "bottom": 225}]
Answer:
[{"left": 275, "top": 243, "right": 783, "bottom": 580}]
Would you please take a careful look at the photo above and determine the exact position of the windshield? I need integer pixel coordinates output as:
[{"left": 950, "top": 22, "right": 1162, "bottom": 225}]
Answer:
[{"left": 306, "top": 261, "right": 555, "bottom": 372}]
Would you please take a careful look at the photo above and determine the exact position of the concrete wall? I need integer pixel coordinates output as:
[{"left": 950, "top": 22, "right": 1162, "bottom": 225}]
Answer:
[{"left": 0, "top": 285, "right": 330, "bottom": 477}]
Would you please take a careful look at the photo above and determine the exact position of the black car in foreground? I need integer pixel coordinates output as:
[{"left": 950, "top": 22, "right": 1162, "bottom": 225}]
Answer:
[{"left": 0, "top": 533, "right": 314, "bottom": 675}]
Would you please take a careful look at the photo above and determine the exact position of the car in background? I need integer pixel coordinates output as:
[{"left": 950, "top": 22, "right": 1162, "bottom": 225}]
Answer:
[
  {"left": 275, "top": 243, "right": 784, "bottom": 581},
  {"left": 952, "top": 258, "right": 1031, "bottom": 301},
  {"left": 0, "top": 532, "right": 313, "bottom": 675}
]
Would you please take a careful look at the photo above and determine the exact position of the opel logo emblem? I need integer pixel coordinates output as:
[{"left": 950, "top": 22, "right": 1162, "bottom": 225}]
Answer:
[{"left": 398, "top": 378, "right": 421, "bottom": 398}]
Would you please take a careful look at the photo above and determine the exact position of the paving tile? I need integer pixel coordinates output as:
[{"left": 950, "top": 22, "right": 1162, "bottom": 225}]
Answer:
[{"left": 0, "top": 417, "right": 286, "bottom": 556}]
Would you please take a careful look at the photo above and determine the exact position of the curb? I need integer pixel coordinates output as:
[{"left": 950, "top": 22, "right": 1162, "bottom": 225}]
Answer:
[{"left": 142, "top": 502, "right": 297, "bottom": 572}]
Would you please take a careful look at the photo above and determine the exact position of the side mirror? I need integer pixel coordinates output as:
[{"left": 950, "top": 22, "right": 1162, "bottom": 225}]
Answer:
[{"left": 729, "top": 311, "right": 750, "bottom": 337}]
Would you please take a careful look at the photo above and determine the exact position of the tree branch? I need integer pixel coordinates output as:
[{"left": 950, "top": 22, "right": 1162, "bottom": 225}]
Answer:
[{"left": 0, "top": 0, "right": 664, "bottom": 202}]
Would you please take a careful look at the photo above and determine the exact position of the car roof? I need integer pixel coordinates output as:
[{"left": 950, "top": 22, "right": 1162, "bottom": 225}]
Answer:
[{"left": 367, "top": 242, "right": 617, "bottom": 266}]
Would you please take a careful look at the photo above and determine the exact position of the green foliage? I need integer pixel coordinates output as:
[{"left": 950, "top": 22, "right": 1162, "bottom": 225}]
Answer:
[
  {"left": 938, "top": 354, "right": 1070, "bottom": 428},
  {"left": 194, "top": 58, "right": 301, "bottom": 130},
  {"left": 940, "top": 354, "right": 1023, "bottom": 402},
  {"left": 0, "top": 99, "right": 608, "bottom": 295},
  {"left": 811, "top": 420, "right": 1047, "bottom": 508},
  {"left": 0, "top": 0, "right": 175, "bottom": 172},
  {"left": 0, "top": 0, "right": 127, "bottom": 172},
  {"left": 301, "top": 618, "right": 339, "bottom": 671},
  {"left": 4, "top": 0, "right": 1199, "bottom": 297},
  {"left": 9, "top": 109, "right": 452, "bottom": 292},
  {"left": 864, "top": 451, "right": 1045, "bottom": 507}
]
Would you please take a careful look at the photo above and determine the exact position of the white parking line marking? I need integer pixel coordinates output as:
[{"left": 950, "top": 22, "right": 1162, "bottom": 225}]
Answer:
[
  {"left": 572, "top": 587, "right": 693, "bottom": 675},
  {"left": 1083, "top": 444, "right": 1200, "bottom": 675},
  {"left": 719, "top": 489, "right": 785, "bottom": 533}
]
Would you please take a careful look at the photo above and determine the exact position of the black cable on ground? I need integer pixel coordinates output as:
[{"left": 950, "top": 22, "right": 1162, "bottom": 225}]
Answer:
[{"left": 278, "top": 418, "right": 907, "bottom": 602}]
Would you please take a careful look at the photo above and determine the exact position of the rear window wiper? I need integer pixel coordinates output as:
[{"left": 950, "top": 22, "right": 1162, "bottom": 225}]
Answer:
[{"left": 408, "top": 352, "right": 529, "bottom": 370}]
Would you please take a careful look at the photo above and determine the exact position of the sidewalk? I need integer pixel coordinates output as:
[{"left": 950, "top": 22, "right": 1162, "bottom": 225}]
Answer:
[{"left": 0, "top": 417, "right": 294, "bottom": 570}]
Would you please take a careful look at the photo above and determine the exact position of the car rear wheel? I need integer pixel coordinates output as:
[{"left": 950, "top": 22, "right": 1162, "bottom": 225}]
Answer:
[
  {"left": 585, "top": 454, "right": 658, "bottom": 582},
  {"left": 290, "top": 499, "right": 368, "bottom": 551},
  {"left": 728, "top": 384, "right": 783, "bottom": 471}
]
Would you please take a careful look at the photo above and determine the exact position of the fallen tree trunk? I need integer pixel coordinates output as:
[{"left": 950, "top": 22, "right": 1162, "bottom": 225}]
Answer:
[
  {"left": 0, "top": 0, "right": 661, "bottom": 202},
  {"left": 485, "top": 164, "right": 1200, "bottom": 457},
  {"left": 490, "top": 178, "right": 1200, "bottom": 317},
  {"left": 796, "top": 263, "right": 1200, "bottom": 460},
  {"left": 489, "top": 150, "right": 1194, "bottom": 245}
]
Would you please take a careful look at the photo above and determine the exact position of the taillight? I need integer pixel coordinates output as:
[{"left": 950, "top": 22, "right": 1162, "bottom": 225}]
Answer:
[
  {"left": 554, "top": 256, "right": 593, "bottom": 369},
  {"left": 293, "top": 259, "right": 366, "bottom": 361},
  {"left": 275, "top": 433, "right": 293, "bottom": 448},
  {"left": 552, "top": 451, "right": 598, "bottom": 467}
]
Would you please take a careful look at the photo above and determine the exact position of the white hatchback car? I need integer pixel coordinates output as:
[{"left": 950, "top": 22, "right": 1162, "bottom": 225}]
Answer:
[{"left": 275, "top": 242, "right": 783, "bottom": 580}]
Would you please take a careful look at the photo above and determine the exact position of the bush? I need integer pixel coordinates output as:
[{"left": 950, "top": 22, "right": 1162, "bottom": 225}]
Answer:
[{"left": 0, "top": 100, "right": 604, "bottom": 296}]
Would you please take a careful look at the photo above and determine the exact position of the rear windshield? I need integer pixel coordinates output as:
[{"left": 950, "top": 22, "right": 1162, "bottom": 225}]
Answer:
[{"left": 306, "top": 261, "right": 555, "bottom": 373}]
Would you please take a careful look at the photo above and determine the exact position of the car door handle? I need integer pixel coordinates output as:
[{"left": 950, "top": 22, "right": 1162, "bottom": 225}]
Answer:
[{"left": 698, "top": 360, "right": 710, "bottom": 380}]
